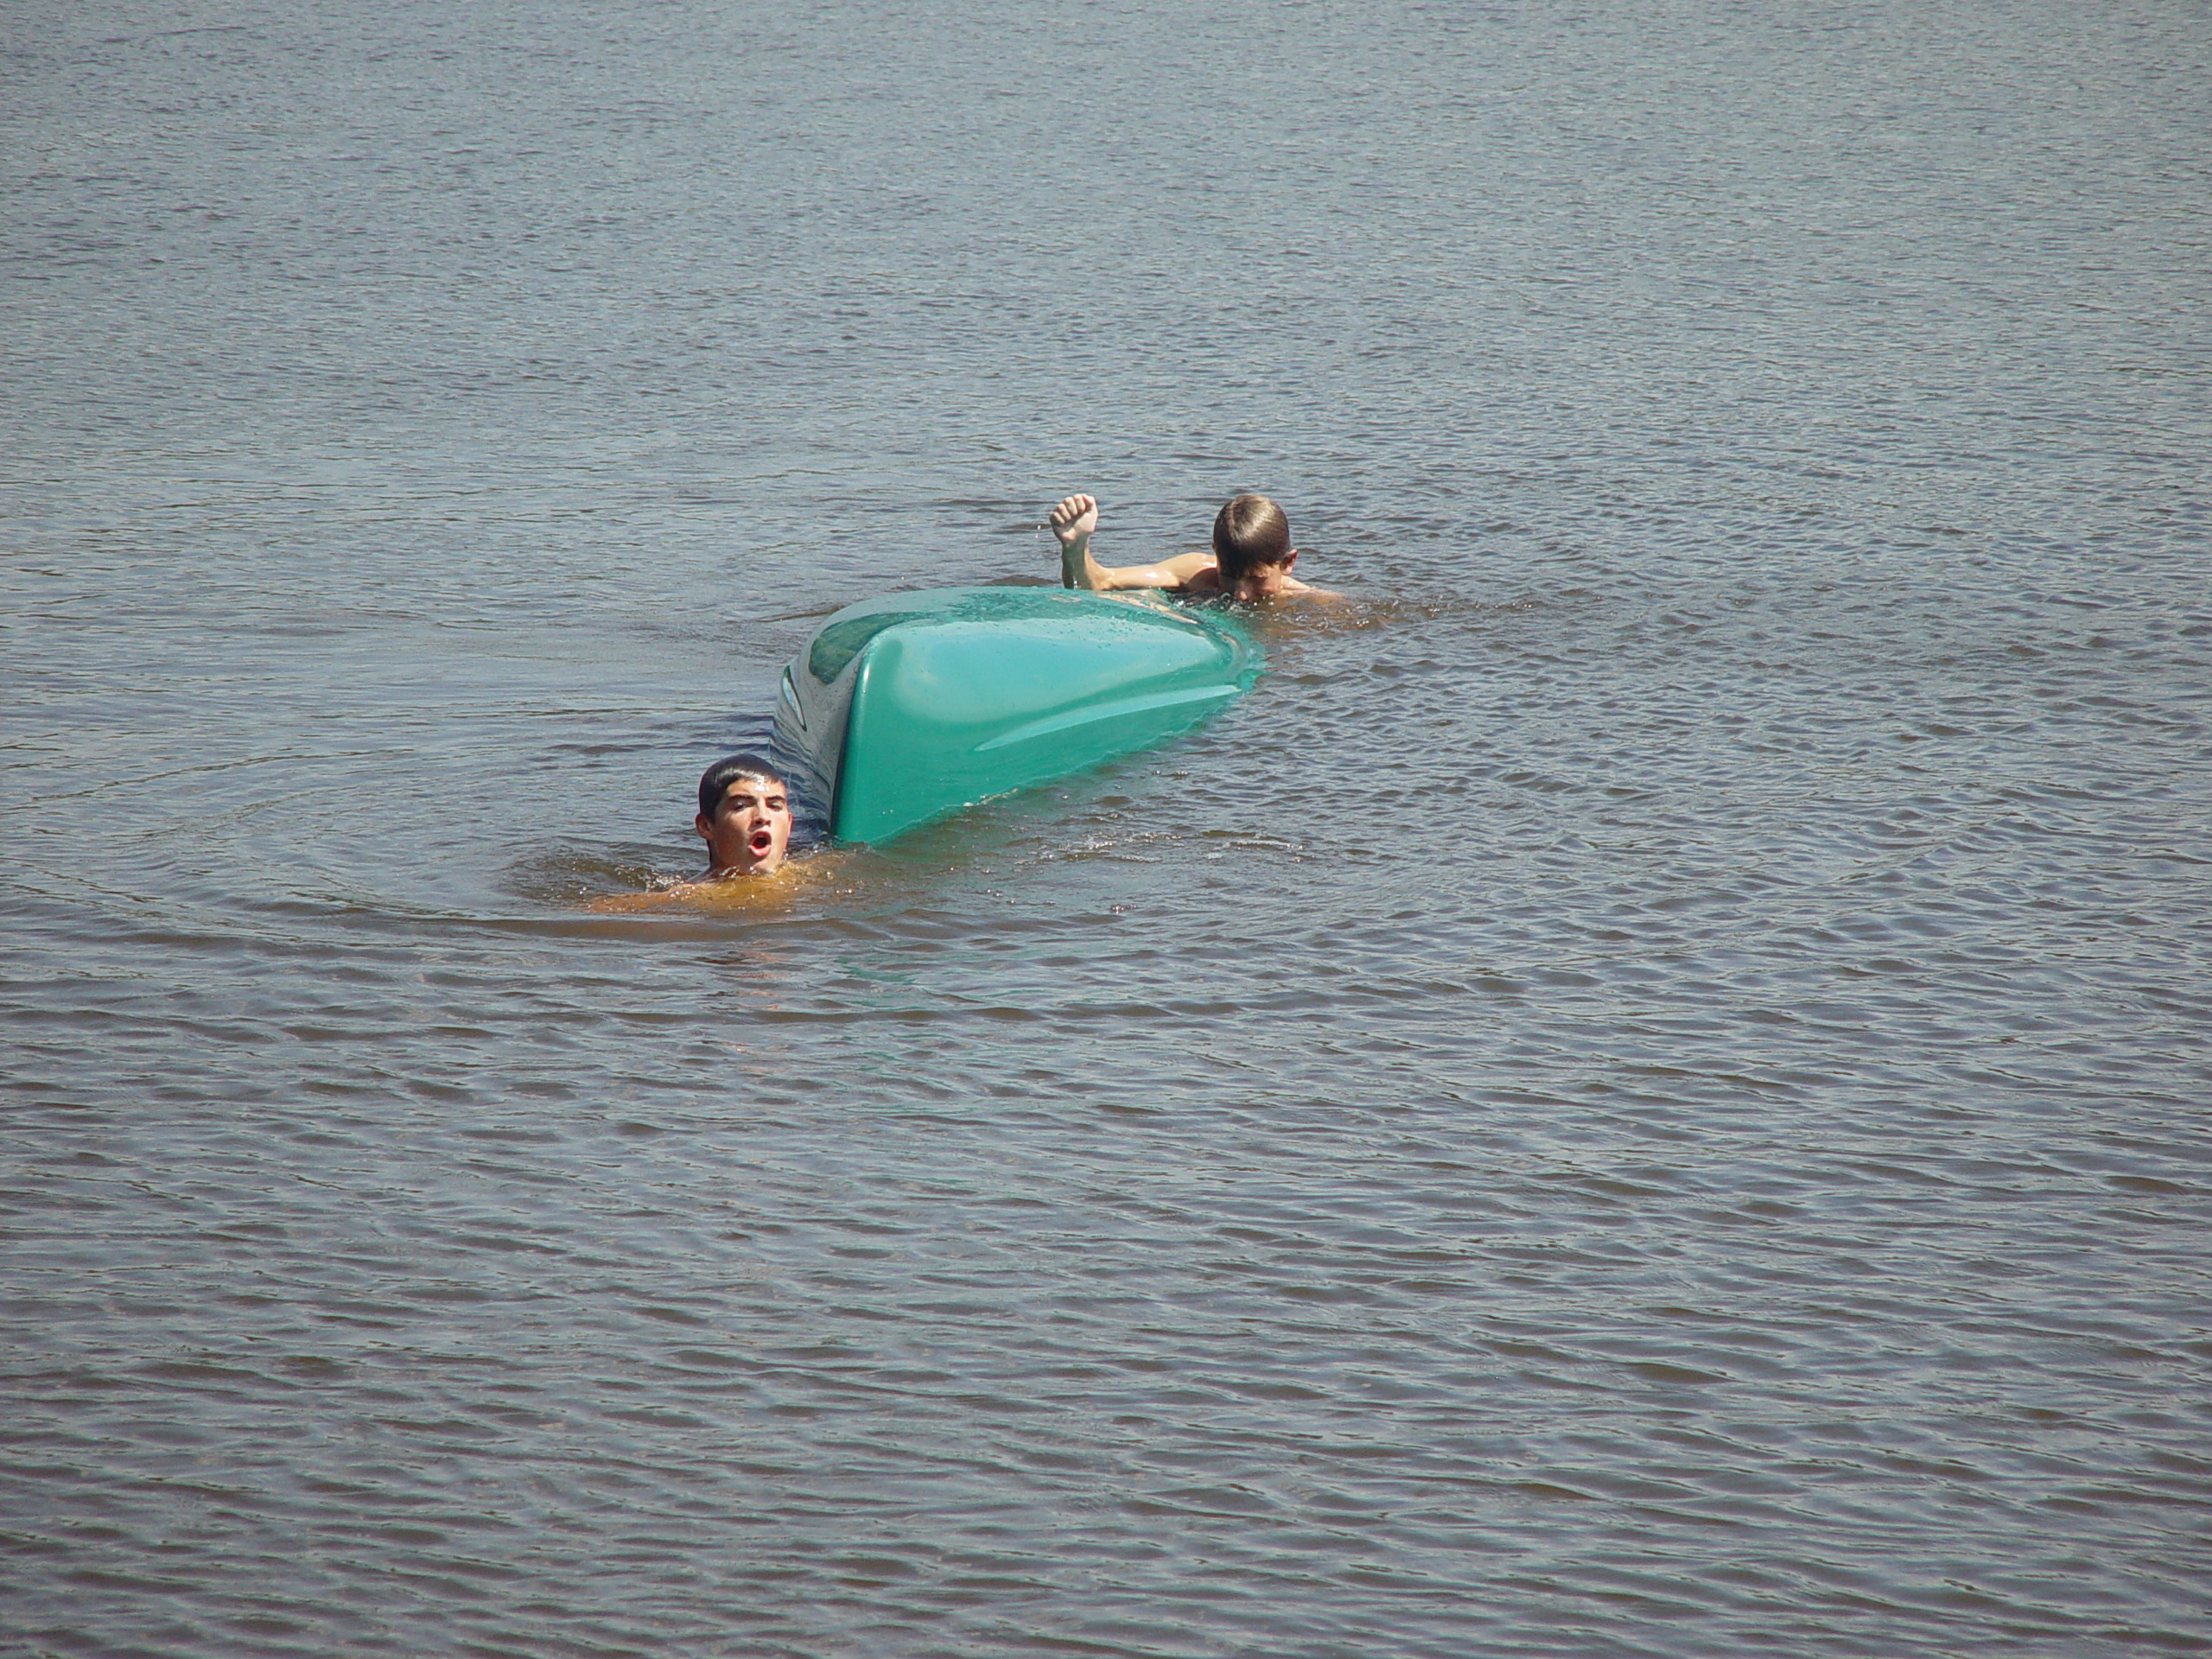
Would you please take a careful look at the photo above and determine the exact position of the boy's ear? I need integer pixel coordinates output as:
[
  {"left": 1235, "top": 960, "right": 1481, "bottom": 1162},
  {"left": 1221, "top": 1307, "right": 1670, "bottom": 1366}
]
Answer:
[
  {"left": 1281, "top": 548, "right": 1299, "bottom": 571},
  {"left": 696, "top": 811, "right": 714, "bottom": 842}
]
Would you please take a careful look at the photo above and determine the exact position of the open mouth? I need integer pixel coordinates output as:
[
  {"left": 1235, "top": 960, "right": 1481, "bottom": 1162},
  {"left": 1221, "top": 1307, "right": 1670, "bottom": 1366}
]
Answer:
[{"left": 749, "top": 829, "right": 775, "bottom": 856}]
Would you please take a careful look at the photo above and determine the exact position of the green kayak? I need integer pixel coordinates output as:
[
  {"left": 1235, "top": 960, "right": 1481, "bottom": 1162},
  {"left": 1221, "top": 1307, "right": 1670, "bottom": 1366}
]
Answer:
[{"left": 772, "top": 587, "right": 1260, "bottom": 844}]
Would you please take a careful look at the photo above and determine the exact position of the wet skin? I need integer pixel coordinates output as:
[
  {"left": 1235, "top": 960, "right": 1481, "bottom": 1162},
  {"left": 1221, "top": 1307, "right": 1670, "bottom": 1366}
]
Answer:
[{"left": 1047, "top": 493, "right": 1329, "bottom": 601}]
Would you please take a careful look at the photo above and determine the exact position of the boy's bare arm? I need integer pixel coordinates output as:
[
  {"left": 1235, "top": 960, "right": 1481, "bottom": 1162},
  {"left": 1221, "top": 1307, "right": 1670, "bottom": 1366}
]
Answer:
[
  {"left": 1048, "top": 493, "right": 1109, "bottom": 588},
  {"left": 1049, "top": 493, "right": 1217, "bottom": 593}
]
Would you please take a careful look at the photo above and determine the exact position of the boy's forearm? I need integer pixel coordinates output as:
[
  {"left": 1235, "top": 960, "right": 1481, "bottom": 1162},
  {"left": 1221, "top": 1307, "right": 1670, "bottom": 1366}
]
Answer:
[{"left": 1059, "top": 532, "right": 1108, "bottom": 590}]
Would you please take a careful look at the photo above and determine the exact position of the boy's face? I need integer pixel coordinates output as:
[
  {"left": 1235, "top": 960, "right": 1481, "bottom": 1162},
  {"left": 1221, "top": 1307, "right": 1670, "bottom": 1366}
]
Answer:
[
  {"left": 696, "top": 776, "right": 792, "bottom": 874},
  {"left": 1231, "top": 550, "right": 1299, "bottom": 601}
]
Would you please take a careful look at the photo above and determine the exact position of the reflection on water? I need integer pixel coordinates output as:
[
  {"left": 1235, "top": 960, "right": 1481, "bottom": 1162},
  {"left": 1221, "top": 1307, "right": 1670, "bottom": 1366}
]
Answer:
[{"left": 4, "top": 0, "right": 2209, "bottom": 1654}]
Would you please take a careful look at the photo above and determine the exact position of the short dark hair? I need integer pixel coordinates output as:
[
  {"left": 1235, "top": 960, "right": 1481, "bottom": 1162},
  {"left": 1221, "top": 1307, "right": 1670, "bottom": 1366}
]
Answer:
[
  {"left": 698, "top": 753, "right": 784, "bottom": 817},
  {"left": 1211, "top": 494, "right": 1292, "bottom": 582}
]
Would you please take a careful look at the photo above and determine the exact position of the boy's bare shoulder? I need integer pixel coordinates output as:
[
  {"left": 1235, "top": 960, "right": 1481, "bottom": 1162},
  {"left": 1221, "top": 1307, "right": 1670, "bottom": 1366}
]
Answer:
[
  {"left": 585, "top": 851, "right": 854, "bottom": 914},
  {"left": 585, "top": 870, "right": 797, "bottom": 913},
  {"left": 584, "top": 882, "right": 706, "bottom": 913}
]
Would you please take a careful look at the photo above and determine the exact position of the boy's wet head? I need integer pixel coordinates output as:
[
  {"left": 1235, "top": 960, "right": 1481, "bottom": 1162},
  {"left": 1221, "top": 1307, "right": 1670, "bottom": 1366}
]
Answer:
[
  {"left": 1211, "top": 494, "right": 1291, "bottom": 578},
  {"left": 1211, "top": 498, "right": 1292, "bottom": 601},
  {"left": 695, "top": 753, "right": 792, "bottom": 876}
]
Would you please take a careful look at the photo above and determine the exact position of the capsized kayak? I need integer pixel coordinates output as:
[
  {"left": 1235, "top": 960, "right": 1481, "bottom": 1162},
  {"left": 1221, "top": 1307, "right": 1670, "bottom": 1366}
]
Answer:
[{"left": 772, "top": 586, "right": 1259, "bottom": 844}]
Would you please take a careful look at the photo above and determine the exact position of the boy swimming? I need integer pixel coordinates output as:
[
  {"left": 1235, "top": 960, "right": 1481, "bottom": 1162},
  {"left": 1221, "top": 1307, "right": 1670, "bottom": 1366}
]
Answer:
[
  {"left": 1047, "top": 492, "right": 1334, "bottom": 601},
  {"left": 586, "top": 753, "right": 794, "bottom": 912}
]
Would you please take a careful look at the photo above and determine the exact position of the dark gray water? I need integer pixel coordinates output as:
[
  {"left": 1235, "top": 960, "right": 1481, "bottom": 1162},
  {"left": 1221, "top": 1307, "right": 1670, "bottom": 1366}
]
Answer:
[{"left": 6, "top": 2, "right": 2209, "bottom": 1654}]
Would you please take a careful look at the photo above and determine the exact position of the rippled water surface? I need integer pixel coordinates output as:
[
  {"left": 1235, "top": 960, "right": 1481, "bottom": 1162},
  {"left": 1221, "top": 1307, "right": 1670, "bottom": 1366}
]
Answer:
[{"left": 6, "top": 2, "right": 2209, "bottom": 1654}]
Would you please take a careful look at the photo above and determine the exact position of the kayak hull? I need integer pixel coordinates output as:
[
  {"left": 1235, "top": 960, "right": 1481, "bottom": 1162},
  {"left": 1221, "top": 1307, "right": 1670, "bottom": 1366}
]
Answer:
[{"left": 773, "top": 587, "right": 1257, "bottom": 844}]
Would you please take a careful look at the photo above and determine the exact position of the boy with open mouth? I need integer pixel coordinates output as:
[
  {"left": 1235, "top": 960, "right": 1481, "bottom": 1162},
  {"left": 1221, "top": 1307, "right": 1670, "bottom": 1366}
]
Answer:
[
  {"left": 583, "top": 753, "right": 797, "bottom": 912},
  {"left": 693, "top": 753, "right": 793, "bottom": 878}
]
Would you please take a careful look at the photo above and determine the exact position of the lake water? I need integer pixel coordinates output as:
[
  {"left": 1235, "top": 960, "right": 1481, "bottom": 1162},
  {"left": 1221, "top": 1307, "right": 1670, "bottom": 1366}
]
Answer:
[{"left": 5, "top": 2, "right": 2209, "bottom": 1654}]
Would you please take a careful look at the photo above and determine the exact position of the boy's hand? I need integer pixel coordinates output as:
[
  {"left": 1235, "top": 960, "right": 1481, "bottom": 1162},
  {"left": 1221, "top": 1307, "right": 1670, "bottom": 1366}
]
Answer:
[{"left": 1049, "top": 493, "right": 1099, "bottom": 546}]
